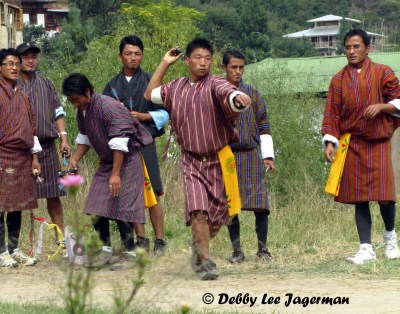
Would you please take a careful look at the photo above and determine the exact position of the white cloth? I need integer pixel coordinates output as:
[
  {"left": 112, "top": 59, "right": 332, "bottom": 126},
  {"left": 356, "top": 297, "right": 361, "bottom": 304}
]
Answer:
[
  {"left": 322, "top": 134, "right": 339, "bottom": 149},
  {"left": 75, "top": 133, "right": 92, "bottom": 147},
  {"left": 260, "top": 134, "right": 274, "bottom": 159},
  {"left": 30, "top": 136, "right": 43, "bottom": 154},
  {"left": 108, "top": 137, "right": 129, "bottom": 152}
]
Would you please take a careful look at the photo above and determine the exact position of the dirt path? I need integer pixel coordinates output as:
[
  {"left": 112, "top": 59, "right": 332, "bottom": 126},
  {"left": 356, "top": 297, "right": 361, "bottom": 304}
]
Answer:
[{"left": 1, "top": 256, "right": 400, "bottom": 313}]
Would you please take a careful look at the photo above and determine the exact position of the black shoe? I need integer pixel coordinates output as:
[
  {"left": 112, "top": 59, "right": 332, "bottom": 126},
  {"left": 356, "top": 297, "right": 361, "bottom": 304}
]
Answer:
[
  {"left": 228, "top": 250, "right": 245, "bottom": 264},
  {"left": 257, "top": 248, "right": 275, "bottom": 262},
  {"left": 200, "top": 259, "right": 219, "bottom": 280},
  {"left": 135, "top": 236, "right": 150, "bottom": 252},
  {"left": 154, "top": 239, "right": 167, "bottom": 255}
]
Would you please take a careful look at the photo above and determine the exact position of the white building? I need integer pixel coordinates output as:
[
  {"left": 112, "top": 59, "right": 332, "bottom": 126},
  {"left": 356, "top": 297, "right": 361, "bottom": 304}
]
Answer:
[{"left": 283, "top": 14, "right": 385, "bottom": 56}]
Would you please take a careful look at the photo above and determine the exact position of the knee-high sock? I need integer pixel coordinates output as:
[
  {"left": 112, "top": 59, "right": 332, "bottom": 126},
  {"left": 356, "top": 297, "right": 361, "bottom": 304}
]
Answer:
[
  {"left": 355, "top": 202, "right": 371, "bottom": 244},
  {"left": 379, "top": 202, "right": 396, "bottom": 232},
  {"left": 255, "top": 211, "right": 269, "bottom": 251},
  {"left": 228, "top": 215, "right": 241, "bottom": 251},
  {"left": 115, "top": 219, "right": 135, "bottom": 251},
  {"left": 93, "top": 216, "right": 111, "bottom": 247},
  {"left": 7, "top": 211, "right": 22, "bottom": 254}
]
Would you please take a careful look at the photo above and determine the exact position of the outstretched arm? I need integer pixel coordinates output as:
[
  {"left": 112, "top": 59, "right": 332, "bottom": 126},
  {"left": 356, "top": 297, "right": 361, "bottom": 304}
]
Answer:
[{"left": 144, "top": 47, "right": 182, "bottom": 101}]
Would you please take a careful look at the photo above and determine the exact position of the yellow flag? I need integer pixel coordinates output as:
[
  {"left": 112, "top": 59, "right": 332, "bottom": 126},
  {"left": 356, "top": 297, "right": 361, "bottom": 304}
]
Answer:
[
  {"left": 324, "top": 133, "right": 351, "bottom": 196},
  {"left": 141, "top": 155, "right": 157, "bottom": 208},
  {"left": 217, "top": 145, "right": 241, "bottom": 216}
]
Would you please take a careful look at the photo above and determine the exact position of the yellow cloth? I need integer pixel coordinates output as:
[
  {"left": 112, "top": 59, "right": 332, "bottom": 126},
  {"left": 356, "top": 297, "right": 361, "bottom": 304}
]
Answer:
[
  {"left": 141, "top": 155, "right": 157, "bottom": 208},
  {"left": 324, "top": 133, "right": 351, "bottom": 196},
  {"left": 217, "top": 145, "right": 241, "bottom": 217}
]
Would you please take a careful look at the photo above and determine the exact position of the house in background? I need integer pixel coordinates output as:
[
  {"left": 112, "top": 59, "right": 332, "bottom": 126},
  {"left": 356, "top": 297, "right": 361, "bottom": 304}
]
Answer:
[
  {"left": 283, "top": 14, "right": 385, "bottom": 56},
  {"left": 21, "top": 0, "right": 68, "bottom": 36},
  {"left": 0, "top": 0, "right": 23, "bottom": 48}
]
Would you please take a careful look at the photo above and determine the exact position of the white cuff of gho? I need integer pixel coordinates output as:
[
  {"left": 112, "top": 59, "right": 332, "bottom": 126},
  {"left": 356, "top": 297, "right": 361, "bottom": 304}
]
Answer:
[
  {"left": 260, "top": 134, "right": 274, "bottom": 160},
  {"left": 322, "top": 134, "right": 339, "bottom": 149},
  {"left": 58, "top": 131, "right": 67, "bottom": 137},
  {"left": 108, "top": 137, "right": 129, "bottom": 152},
  {"left": 150, "top": 87, "right": 163, "bottom": 104},
  {"left": 30, "top": 136, "right": 42, "bottom": 154},
  {"left": 75, "top": 133, "right": 92, "bottom": 147},
  {"left": 389, "top": 99, "right": 400, "bottom": 117},
  {"left": 229, "top": 91, "right": 248, "bottom": 112}
]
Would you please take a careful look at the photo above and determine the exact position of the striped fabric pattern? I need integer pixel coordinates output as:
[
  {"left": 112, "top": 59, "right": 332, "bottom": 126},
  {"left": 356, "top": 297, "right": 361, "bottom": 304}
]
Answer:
[
  {"left": 161, "top": 73, "right": 239, "bottom": 156},
  {"left": 36, "top": 141, "right": 66, "bottom": 198},
  {"left": 18, "top": 74, "right": 60, "bottom": 140},
  {"left": 322, "top": 57, "right": 400, "bottom": 203},
  {"left": 19, "top": 74, "right": 66, "bottom": 199},
  {"left": 181, "top": 152, "right": 229, "bottom": 225},
  {"left": 231, "top": 82, "right": 271, "bottom": 211},
  {"left": 77, "top": 94, "right": 153, "bottom": 222},
  {"left": 161, "top": 74, "right": 241, "bottom": 224},
  {"left": 231, "top": 82, "right": 271, "bottom": 151},
  {"left": 0, "top": 77, "right": 37, "bottom": 212}
]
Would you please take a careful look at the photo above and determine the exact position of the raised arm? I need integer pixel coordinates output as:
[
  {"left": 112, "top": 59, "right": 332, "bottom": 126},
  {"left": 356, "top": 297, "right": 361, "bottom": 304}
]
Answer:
[{"left": 144, "top": 47, "right": 182, "bottom": 101}]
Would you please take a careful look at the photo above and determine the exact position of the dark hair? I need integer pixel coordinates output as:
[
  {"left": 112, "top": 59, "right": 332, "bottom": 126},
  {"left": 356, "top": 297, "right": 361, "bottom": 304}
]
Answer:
[
  {"left": 119, "top": 35, "right": 144, "bottom": 54},
  {"left": 186, "top": 38, "right": 213, "bottom": 57},
  {"left": 62, "top": 73, "right": 94, "bottom": 96},
  {"left": 0, "top": 48, "right": 21, "bottom": 64},
  {"left": 343, "top": 29, "right": 371, "bottom": 46},
  {"left": 222, "top": 50, "right": 246, "bottom": 66}
]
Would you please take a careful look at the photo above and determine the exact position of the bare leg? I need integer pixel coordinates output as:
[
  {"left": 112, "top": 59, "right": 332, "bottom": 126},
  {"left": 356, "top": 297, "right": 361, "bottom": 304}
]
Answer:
[
  {"left": 47, "top": 197, "right": 64, "bottom": 237},
  {"left": 148, "top": 195, "right": 164, "bottom": 240}
]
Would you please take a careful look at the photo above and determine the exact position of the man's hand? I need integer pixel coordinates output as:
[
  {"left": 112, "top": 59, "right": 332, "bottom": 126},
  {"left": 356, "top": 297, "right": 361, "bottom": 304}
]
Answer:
[
  {"left": 263, "top": 159, "right": 275, "bottom": 173},
  {"left": 364, "top": 104, "right": 382, "bottom": 119},
  {"left": 234, "top": 94, "right": 252, "bottom": 108},
  {"left": 68, "top": 159, "right": 78, "bottom": 172},
  {"left": 31, "top": 155, "right": 41, "bottom": 176},
  {"left": 162, "top": 47, "right": 183, "bottom": 65},
  {"left": 108, "top": 174, "right": 121, "bottom": 197},
  {"left": 130, "top": 111, "right": 151, "bottom": 122},
  {"left": 324, "top": 142, "right": 335, "bottom": 163},
  {"left": 60, "top": 142, "right": 71, "bottom": 158}
]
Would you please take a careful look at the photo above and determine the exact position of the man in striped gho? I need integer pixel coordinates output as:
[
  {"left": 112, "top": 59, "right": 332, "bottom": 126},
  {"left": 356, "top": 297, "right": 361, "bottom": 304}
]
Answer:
[
  {"left": 322, "top": 29, "right": 400, "bottom": 264},
  {"left": 0, "top": 48, "right": 42, "bottom": 268},
  {"left": 17, "top": 43, "right": 71, "bottom": 242},
  {"left": 144, "top": 38, "right": 252, "bottom": 280}
]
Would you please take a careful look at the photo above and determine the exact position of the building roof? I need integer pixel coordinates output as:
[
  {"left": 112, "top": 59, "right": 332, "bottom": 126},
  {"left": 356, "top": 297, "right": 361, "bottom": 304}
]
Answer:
[
  {"left": 47, "top": 9, "right": 69, "bottom": 13},
  {"left": 284, "top": 27, "right": 339, "bottom": 38},
  {"left": 307, "top": 14, "right": 361, "bottom": 23},
  {"left": 244, "top": 52, "right": 400, "bottom": 94}
]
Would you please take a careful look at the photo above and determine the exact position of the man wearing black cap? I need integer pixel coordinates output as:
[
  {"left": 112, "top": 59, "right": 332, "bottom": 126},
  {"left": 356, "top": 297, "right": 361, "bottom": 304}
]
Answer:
[{"left": 16, "top": 42, "right": 71, "bottom": 241}]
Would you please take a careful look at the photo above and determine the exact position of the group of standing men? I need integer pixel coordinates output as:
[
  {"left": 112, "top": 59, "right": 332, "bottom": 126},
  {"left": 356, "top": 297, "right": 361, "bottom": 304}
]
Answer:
[{"left": 2, "top": 27, "right": 397, "bottom": 280}]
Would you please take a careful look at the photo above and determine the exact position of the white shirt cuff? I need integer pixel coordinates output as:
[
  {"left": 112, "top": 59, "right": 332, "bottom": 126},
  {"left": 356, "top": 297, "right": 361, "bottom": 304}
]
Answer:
[
  {"left": 75, "top": 133, "right": 92, "bottom": 147},
  {"left": 322, "top": 134, "right": 339, "bottom": 149},
  {"left": 149, "top": 109, "right": 170, "bottom": 130},
  {"left": 30, "top": 136, "right": 42, "bottom": 154},
  {"left": 55, "top": 107, "right": 66, "bottom": 119},
  {"left": 260, "top": 134, "right": 274, "bottom": 159},
  {"left": 389, "top": 99, "right": 400, "bottom": 117},
  {"left": 229, "top": 91, "right": 248, "bottom": 112},
  {"left": 108, "top": 137, "right": 129, "bottom": 152},
  {"left": 150, "top": 87, "right": 163, "bottom": 104}
]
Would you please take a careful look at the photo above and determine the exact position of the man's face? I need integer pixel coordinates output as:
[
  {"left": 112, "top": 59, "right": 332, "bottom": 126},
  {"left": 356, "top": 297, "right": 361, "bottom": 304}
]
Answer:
[
  {"left": 66, "top": 89, "right": 91, "bottom": 111},
  {"left": 119, "top": 44, "right": 143, "bottom": 71},
  {"left": 222, "top": 57, "right": 245, "bottom": 86},
  {"left": 0, "top": 55, "right": 21, "bottom": 83},
  {"left": 21, "top": 51, "right": 39, "bottom": 73},
  {"left": 344, "top": 35, "right": 370, "bottom": 69},
  {"left": 185, "top": 48, "right": 212, "bottom": 81}
]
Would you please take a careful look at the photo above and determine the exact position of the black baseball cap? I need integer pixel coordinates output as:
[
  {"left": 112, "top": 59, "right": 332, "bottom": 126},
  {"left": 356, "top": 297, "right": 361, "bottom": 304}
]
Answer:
[{"left": 16, "top": 42, "right": 41, "bottom": 54}]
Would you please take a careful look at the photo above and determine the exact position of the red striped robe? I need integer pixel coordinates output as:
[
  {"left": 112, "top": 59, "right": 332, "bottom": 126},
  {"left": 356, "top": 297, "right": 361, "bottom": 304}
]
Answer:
[
  {"left": 322, "top": 57, "right": 400, "bottom": 203},
  {"left": 0, "top": 77, "right": 37, "bottom": 211},
  {"left": 161, "top": 74, "right": 240, "bottom": 224}
]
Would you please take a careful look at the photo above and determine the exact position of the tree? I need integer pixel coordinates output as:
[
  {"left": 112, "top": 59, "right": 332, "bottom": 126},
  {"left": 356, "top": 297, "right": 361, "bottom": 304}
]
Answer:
[
  {"left": 23, "top": 24, "right": 46, "bottom": 43},
  {"left": 271, "top": 37, "right": 318, "bottom": 58}
]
